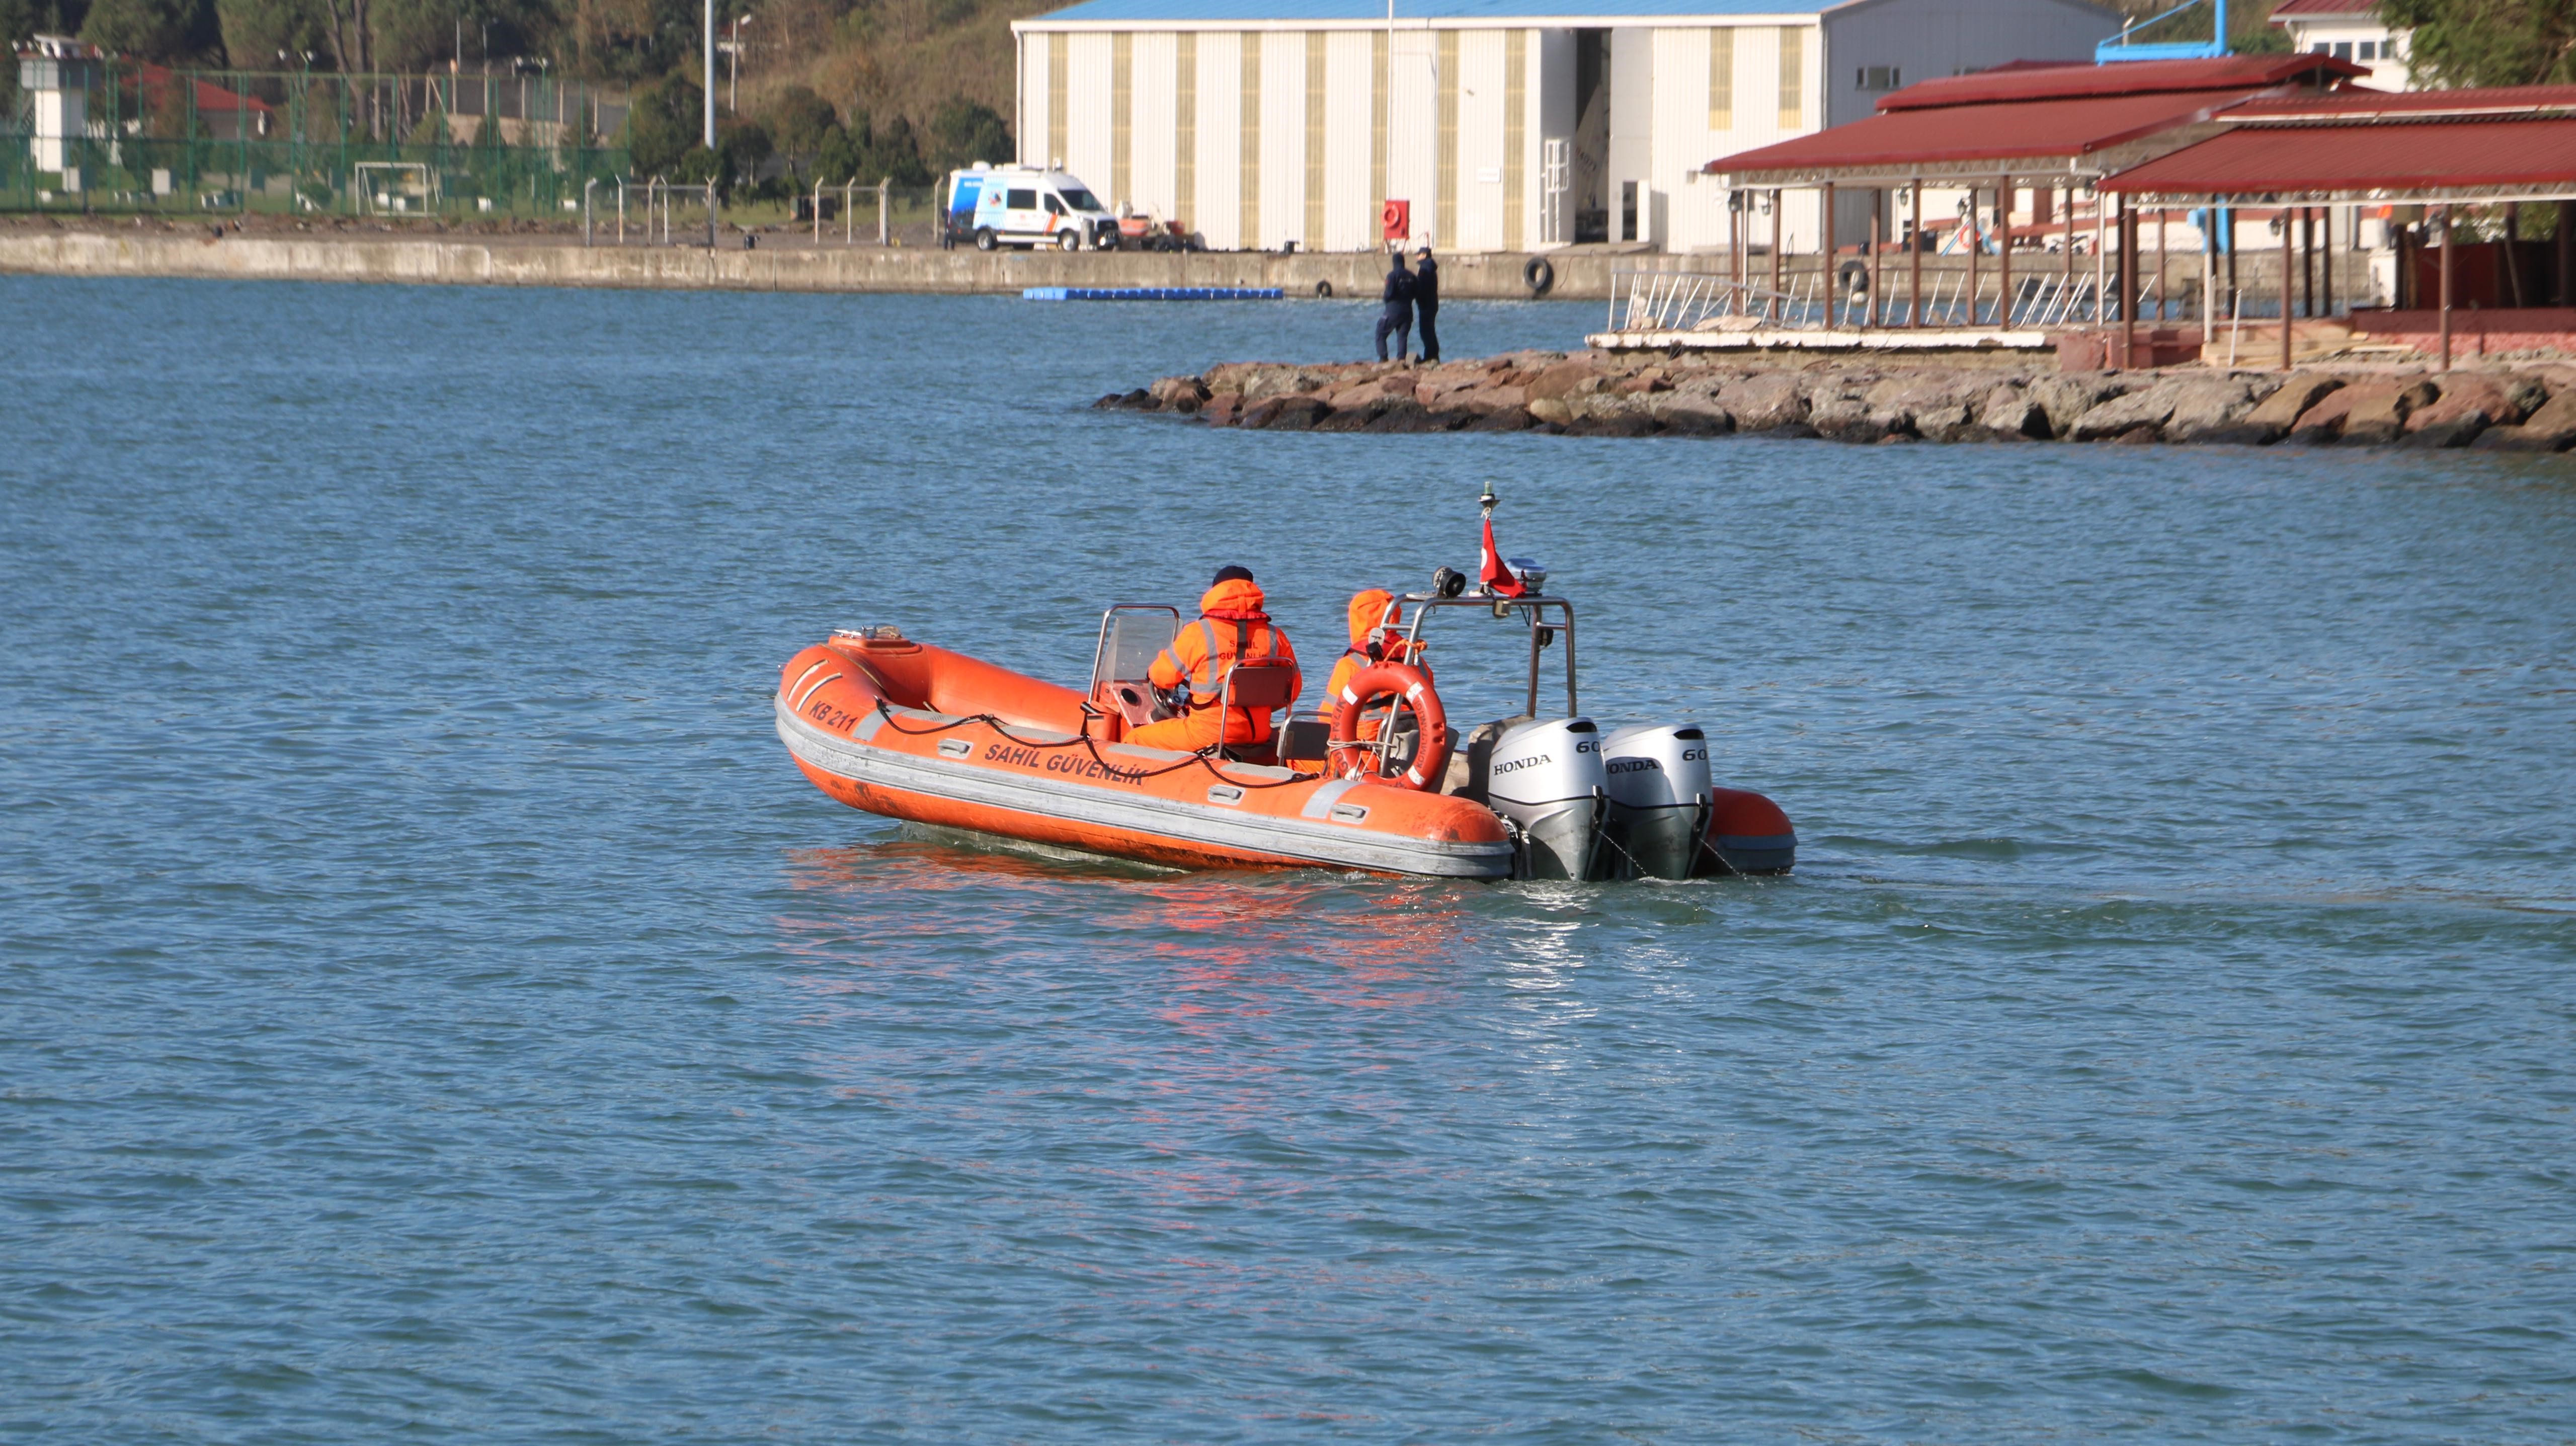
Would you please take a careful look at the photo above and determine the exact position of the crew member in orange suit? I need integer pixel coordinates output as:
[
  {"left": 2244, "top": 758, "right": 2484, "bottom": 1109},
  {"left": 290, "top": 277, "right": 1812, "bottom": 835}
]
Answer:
[
  {"left": 1319, "top": 588, "right": 1433, "bottom": 745},
  {"left": 1129, "top": 566, "right": 1302, "bottom": 752}
]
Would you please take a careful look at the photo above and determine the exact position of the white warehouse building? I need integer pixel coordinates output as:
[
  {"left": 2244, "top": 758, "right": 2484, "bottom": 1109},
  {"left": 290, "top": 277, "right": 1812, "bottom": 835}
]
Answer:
[{"left": 1010, "top": 0, "right": 2122, "bottom": 255}]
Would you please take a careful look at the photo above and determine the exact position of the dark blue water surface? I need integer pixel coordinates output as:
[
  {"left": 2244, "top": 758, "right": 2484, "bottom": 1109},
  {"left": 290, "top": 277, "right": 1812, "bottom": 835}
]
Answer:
[{"left": 4, "top": 277, "right": 2573, "bottom": 1443}]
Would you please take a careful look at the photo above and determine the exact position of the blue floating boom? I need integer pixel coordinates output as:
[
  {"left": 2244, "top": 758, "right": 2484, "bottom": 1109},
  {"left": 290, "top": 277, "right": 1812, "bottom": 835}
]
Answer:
[{"left": 1022, "top": 286, "right": 1285, "bottom": 301}]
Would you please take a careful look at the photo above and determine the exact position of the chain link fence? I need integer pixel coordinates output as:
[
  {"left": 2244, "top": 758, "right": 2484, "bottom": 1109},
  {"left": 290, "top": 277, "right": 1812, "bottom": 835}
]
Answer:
[{"left": 4, "top": 63, "right": 629, "bottom": 220}]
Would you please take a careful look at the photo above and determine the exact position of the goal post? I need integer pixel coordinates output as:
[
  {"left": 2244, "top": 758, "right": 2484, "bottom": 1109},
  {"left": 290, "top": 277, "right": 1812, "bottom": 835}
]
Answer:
[{"left": 354, "top": 162, "right": 438, "bottom": 215}]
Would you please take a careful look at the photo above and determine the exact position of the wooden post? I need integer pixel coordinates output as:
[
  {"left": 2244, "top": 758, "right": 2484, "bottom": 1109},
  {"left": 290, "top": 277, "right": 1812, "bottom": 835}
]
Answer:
[
  {"left": 2439, "top": 204, "right": 2454, "bottom": 371},
  {"left": 2502, "top": 201, "right": 2525, "bottom": 307},
  {"left": 2280, "top": 204, "right": 2294, "bottom": 371},
  {"left": 2322, "top": 204, "right": 2335, "bottom": 316},
  {"left": 1991, "top": 178, "right": 2015, "bottom": 326},
  {"left": 2119, "top": 192, "right": 2135, "bottom": 368},
  {"left": 2201, "top": 195, "right": 2216, "bottom": 336},
  {"left": 1910, "top": 179, "right": 1923, "bottom": 329},
  {"left": 1821, "top": 182, "right": 1837, "bottom": 328},
  {"left": 2293, "top": 206, "right": 2306, "bottom": 317},
  {"left": 1870, "top": 202, "right": 1884, "bottom": 328},
  {"left": 1967, "top": 187, "right": 1981, "bottom": 325},
  {"left": 2063, "top": 183, "right": 2075, "bottom": 315},
  {"left": 1769, "top": 188, "right": 1783, "bottom": 322},
  {"left": 2155, "top": 205, "right": 2168, "bottom": 322}
]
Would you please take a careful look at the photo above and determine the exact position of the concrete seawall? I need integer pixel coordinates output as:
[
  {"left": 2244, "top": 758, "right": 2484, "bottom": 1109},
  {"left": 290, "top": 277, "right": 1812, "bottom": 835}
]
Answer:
[{"left": 0, "top": 230, "right": 1637, "bottom": 299}]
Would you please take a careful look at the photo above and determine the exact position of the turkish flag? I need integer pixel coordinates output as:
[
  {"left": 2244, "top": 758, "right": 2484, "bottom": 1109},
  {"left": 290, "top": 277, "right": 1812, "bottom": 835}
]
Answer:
[{"left": 1478, "top": 517, "right": 1524, "bottom": 597}]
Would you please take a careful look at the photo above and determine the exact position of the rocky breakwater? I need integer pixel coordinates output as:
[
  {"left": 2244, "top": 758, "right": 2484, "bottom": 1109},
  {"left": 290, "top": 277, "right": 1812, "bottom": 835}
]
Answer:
[{"left": 1104, "top": 353, "right": 2576, "bottom": 450}]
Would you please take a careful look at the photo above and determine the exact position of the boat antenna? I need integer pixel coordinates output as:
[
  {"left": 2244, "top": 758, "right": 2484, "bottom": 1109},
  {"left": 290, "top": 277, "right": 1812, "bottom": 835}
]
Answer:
[{"left": 1479, "top": 480, "right": 1499, "bottom": 517}]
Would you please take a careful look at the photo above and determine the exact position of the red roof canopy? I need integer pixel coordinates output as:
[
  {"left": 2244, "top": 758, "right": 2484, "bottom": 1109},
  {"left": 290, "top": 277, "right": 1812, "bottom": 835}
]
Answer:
[
  {"left": 1876, "top": 53, "right": 2361, "bottom": 112},
  {"left": 2267, "top": 0, "right": 2378, "bottom": 18},
  {"left": 2101, "top": 89, "right": 2576, "bottom": 201},
  {"left": 1708, "top": 55, "right": 2367, "bottom": 186}
]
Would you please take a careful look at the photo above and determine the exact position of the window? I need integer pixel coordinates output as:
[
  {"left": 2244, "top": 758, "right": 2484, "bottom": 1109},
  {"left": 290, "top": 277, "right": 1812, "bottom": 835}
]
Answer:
[
  {"left": 2332, "top": 41, "right": 2352, "bottom": 59},
  {"left": 1709, "top": 27, "right": 1733, "bottom": 129},
  {"left": 1059, "top": 187, "right": 1102, "bottom": 212},
  {"left": 1007, "top": 188, "right": 1037, "bottom": 209},
  {"left": 1857, "top": 65, "right": 1900, "bottom": 90},
  {"left": 2312, "top": 42, "right": 2329, "bottom": 54},
  {"left": 2358, "top": 40, "right": 2377, "bottom": 60},
  {"left": 1778, "top": 27, "right": 1804, "bottom": 126}
]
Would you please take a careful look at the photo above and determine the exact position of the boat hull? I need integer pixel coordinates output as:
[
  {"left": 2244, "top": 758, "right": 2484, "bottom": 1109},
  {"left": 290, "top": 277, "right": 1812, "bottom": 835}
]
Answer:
[{"left": 777, "top": 637, "right": 1516, "bottom": 878}]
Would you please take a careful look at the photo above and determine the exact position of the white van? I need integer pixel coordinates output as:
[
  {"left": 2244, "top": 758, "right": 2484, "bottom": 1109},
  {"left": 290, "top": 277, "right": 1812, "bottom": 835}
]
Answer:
[{"left": 943, "top": 164, "right": 1117, "bottom": 252}]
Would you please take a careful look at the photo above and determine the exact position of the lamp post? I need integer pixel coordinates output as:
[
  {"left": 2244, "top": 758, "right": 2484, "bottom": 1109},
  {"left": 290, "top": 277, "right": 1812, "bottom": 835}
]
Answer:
[{"left": 703, "top": 0, "right": 716, "bottom": 149}]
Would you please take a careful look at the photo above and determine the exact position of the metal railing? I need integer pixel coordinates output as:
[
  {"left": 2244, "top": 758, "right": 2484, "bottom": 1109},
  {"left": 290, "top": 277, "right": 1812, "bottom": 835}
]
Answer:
[{"left": 1610, "top": 265, "right": 2164, "bottom": 334}]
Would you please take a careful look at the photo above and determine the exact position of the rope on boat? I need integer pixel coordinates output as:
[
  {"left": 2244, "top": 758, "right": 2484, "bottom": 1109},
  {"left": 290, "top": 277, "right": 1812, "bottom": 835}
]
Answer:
[{"left": 868, "top": 700, "right": 1326, "bottom": 790}]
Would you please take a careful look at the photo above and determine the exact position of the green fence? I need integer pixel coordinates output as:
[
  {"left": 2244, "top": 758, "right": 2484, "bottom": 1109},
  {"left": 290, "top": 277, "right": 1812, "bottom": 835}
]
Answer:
[{"left": 4, "top": 66, "right": 630, "bottom": 219}]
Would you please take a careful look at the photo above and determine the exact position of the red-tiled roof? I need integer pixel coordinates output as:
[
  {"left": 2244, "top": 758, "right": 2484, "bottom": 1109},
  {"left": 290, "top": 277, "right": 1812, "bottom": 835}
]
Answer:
[
  {"left": 2101, "top": 105, "right": 2576, "bottom": 197},
  {"left": 134, "top": 63, "right": 276, "bottom": 114},
  {"left": 1875, "top": 53, "right": 2364, "bottom": 112},
  {"left": 1711, "top": 90, "right": 2270, "bottom": 178},
  {"left": 2224, "top": 84, "right": 2576, "bottom": 119},
  {"left": 2268, "top": 0, "right": 2379, "bottom": 18},
  {"left": 1706, "top": 55, "right": 2374, "bottom": 183}
]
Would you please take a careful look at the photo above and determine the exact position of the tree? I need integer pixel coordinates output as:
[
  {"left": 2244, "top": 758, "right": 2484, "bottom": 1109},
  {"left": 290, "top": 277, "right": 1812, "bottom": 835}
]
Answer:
[
  {"left": 215, "top": 0, "right": 328, "bottom": 67},
  {"left": 927, "top": 95, "right": 1009, "bottom": 172},
  {"left": 624, "top": 70, "right": 700, "bottom": 175},
  {"left": 2378, "top": 0, "right": 2576, "bottom": 85},
  {"left": 81, "top": 0, "right": 218, "bottom": 59},
  {"left": 762, "top": 84, "right": 838, "bottom": 164}
]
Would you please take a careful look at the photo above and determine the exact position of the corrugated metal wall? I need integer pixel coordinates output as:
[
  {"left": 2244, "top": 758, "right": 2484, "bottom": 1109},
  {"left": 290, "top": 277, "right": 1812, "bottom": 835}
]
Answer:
[
  {"left": 1456, "top": 30, "right": 1506, "bottom": 253},
  {"left": 1132, "top": 31, "right": 1177, "bottom": 218},
  {"left": 1324, "top": 31, "right": 1375, "bottom": 253},
  {"left": 1067, "top": 33, "right": 1113, "bottom": 193},
  {"left": 1197, "top": 31, "right": 1242, "bottom": 250}
]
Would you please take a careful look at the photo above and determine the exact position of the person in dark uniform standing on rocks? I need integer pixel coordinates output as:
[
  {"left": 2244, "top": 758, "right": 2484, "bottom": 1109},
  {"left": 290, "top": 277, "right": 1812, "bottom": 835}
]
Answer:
[
  {"left": 1413, "top": 244, "right": 1441, "bottom": 363},
  {"left": 1375, "top": 249, "right": 1415, "bottom": 363}
]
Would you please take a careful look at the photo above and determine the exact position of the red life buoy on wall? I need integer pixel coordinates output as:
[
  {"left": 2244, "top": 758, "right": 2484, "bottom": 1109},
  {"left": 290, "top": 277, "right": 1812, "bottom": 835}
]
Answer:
[{"left": 1328, "top": 662, "right": 1451, "bottom": 790}]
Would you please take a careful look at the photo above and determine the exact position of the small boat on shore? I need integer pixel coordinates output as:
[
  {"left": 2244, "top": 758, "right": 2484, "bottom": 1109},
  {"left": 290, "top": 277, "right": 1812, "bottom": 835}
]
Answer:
[{"left": 775, "top": 490, "right": 1794, "bottom": 880}]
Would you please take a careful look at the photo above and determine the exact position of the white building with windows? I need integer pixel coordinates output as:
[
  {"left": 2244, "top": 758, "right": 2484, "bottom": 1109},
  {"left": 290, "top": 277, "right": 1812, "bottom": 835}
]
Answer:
[
  {"left": 2269, "top": 0, "right": 2410, "bottom": 90},
  {"left": 1009, "top": 0, "right": 2122, "bottom": 254}
]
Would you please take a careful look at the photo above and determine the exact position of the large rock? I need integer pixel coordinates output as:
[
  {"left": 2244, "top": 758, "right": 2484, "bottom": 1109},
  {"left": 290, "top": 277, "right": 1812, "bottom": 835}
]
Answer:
[
  {"left": 2285, "top": 382, "right": 2377, "bottom": 444},
  {"left": 2469, "top": 423, "right": 2576, "bottom": 452},
  {"left": 1526, "top": 396, "right": 1575, "bottom": 426},
  {"left": 2337, "top": 379, "right": 2439, "bottom": 446},
  {"left": 1244, "top": 395, "right": 1329, "bottom": 431},
  {"left": 1976, "top": 384, "right": 2050, "bottom": 440},
  {"left": 1524, "top": 359, "right": 1608, "bottom": 401},
  {"left": 2161, "top": 377, "right": 2272, "bottom": 445},
  {"left": 1863, "top": 374, "right": 1969, "bottom": 436},
  {"left": 2400, "top": 373, "right": 2545, "bottom": 448},
  {"left": 2470, "top": 387, "right": 2576, "bottom": 450},
  {"left": 1717, "top": 372, "right": 1808, "bottom": 432},
  {"left": 1652, "top": 394, "right": 1735, "bottom": 435},
  {"left": 2230, "top": 372, "right": 2344, "bottom": 444},
  {"left": 2025, "top": 373, "right": 2125, "bottom": 439},
  {"left": 1806, "top": 381, "right": 1885, "bottom": 443},
  {"left": 2068, "top": 382, "right": 2184, "bottom": 442}
]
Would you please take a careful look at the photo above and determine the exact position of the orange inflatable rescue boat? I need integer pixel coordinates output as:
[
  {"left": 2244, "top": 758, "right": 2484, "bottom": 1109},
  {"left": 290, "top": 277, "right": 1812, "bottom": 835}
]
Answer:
[{"left": 775, "top": 487, "right": 1795, "bottom": 880}]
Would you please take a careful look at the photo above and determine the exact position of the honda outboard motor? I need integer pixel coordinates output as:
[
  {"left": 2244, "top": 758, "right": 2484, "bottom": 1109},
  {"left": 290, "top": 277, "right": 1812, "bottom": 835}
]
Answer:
[
  {"left": 1484, "top": 718, "right": 1606, "bottom": 879},
  {"left": 1600, "top": 726, "right": 1713, "bottom": 880}
]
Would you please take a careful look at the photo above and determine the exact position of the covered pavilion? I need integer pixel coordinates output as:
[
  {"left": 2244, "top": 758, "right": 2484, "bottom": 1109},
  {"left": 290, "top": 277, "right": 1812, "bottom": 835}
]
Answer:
[
  {"left": 1695, "top": 52, "right": 2365, "bottom": 338},
  {"left": 2101, "top": 85, "right": 2576, "bottom": 368}
]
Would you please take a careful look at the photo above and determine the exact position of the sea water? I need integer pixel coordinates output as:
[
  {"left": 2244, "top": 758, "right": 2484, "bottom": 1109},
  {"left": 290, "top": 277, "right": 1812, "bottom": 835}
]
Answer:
[{"left": 3, "top": 277, "right": 2571, "bottom": 1442}]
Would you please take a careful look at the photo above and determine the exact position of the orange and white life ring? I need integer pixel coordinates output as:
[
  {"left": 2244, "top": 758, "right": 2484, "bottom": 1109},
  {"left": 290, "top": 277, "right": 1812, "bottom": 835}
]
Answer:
[{"left": 1329, "top": 662, "right": 1451, "bottom": 790}]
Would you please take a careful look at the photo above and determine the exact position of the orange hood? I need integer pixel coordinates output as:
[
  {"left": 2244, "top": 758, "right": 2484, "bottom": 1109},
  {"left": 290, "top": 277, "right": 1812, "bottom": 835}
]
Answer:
[
  {"left": 1346, "top": 588, "right": 1395, "bottom": 647},
  {"left": 1199, "top": 577, "right": 1269, "bottom": 620}
]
